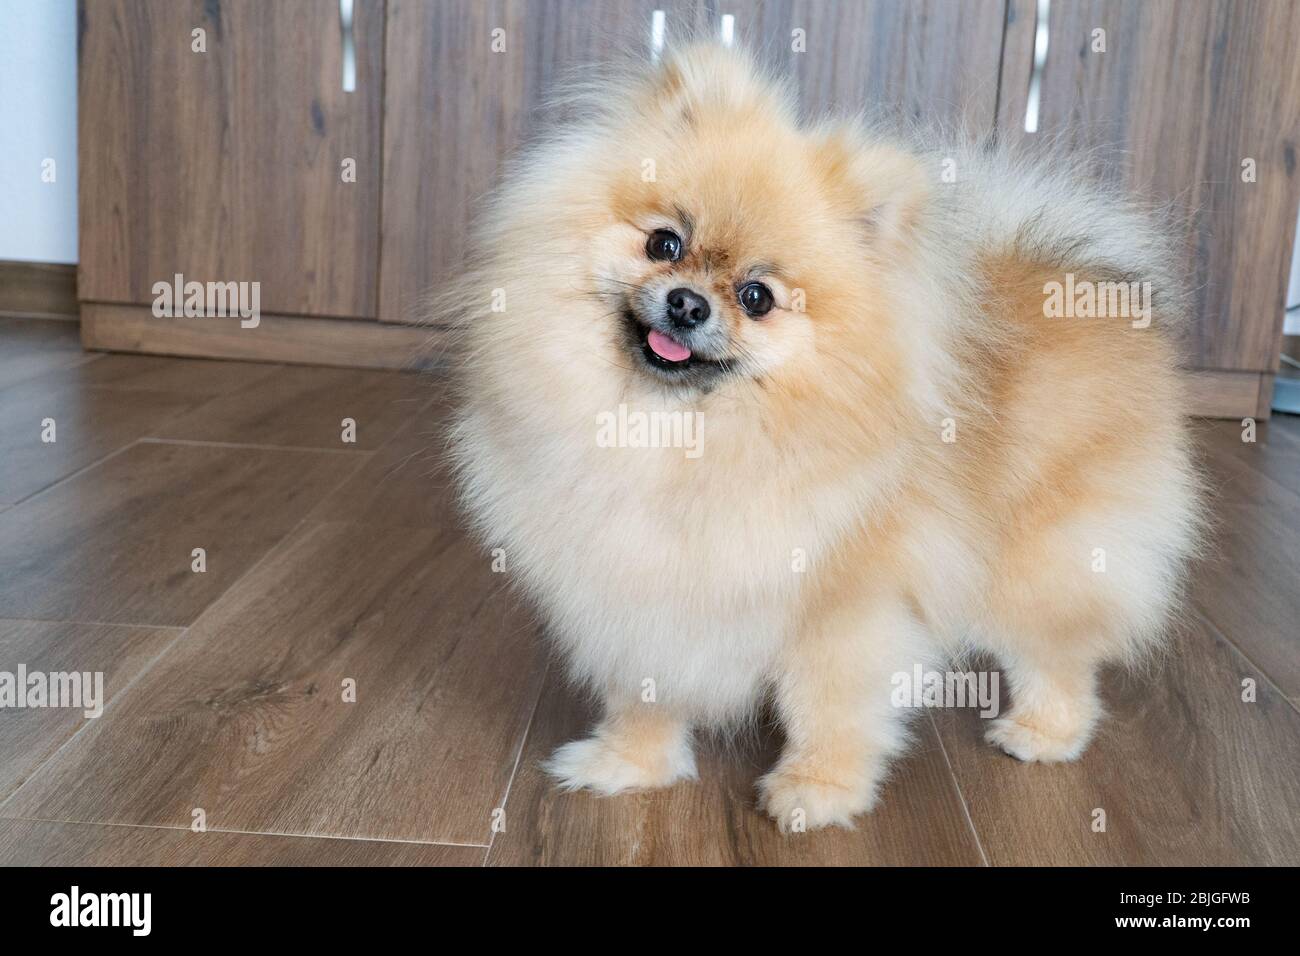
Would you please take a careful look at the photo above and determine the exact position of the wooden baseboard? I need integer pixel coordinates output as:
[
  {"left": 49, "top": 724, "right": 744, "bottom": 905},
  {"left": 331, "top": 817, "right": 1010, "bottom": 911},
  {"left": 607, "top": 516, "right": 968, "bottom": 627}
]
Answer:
[
  {"left": 80, "top": 302, "right": 448, "bottom": 370},
  {"left": 1282, "top": 334, "right": 1300, "bottom": 364},
  {"left": 1186, "top": 369, "right": 1275, "bottom": 419},
  {"left": 0, "top": 260, "right": 78, "bottom": 316}
]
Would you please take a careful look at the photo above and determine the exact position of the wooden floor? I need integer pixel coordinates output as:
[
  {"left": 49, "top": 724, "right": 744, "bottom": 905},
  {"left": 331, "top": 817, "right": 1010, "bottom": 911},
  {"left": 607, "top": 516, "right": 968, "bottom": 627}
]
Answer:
[{"left": 1, "top": 316, "right": 1297, "bottom": 866}]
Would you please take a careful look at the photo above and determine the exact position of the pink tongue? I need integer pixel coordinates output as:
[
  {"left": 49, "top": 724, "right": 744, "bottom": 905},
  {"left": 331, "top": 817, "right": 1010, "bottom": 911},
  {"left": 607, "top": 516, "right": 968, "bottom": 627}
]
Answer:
[{"left": 647, "top": 329, "right": 692, "bottom": 362}]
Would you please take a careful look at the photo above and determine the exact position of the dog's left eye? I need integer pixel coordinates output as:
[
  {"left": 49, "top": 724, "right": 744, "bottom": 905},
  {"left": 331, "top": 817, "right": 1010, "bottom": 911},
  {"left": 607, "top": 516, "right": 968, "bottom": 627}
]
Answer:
[{"left": 738, "top": 282, "right": 774, "bottom": 317}]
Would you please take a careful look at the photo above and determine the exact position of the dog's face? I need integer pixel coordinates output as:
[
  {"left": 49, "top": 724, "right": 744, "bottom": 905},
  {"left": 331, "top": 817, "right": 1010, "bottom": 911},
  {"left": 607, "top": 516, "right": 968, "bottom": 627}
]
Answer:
[
  {"left": 569, "top": 49, "right": 929, "bottom": 399},
  {"left": 587, "top": 89, "right": 835, "bottom": 392},
  {"left": 593, "top": 140, "right": 824, "bottom": 391},
  {"left": 591, "top": 95, "right": 833, "bottom": 391}
]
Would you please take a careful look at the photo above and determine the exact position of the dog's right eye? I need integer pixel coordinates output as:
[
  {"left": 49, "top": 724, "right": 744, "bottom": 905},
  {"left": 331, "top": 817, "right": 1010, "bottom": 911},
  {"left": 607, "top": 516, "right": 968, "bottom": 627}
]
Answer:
[{"left": 646, "top": 230, "right": 683, "bottom": 262}]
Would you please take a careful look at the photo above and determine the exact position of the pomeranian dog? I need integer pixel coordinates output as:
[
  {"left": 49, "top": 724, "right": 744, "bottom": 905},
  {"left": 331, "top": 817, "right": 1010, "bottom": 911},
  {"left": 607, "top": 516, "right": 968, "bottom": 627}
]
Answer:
[{"left": 447, "top": 43, "right": 1203, "bottom": 830}]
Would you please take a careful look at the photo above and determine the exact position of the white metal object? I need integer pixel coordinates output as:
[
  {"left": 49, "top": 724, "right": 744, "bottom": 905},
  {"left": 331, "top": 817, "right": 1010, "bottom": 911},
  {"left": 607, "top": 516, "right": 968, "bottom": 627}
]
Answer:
[
  {"left": 340, "top": 0, "right": 356, "bottom": 93},
  {"left": 650, "top": 10, "right": 666, "bottom": 63},
  {"left": 1024, "top": 0, "right": 1050, "bottom": 132}
]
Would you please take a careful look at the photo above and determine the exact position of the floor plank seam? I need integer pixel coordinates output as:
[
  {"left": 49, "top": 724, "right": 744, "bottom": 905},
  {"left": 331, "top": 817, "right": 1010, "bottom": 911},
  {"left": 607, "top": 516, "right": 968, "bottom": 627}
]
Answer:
[
  {"left": 134, "top": 443, "right": 380, "bottom": 628},
  {"left": 0, "top": 617, "right": 185, "bottom": 632},
  {"left": 926, "top": 710, "right": 991, "bottom": 867},
  {"left": 0, "top": 625, "right": 194, "bottom": 817},
  {"left": 85, "top": 363, "right": 280, "bottom": 397},
  {"left": 0, "top": 311, "right": 84, "bottom": 323},
  {"left": 4, "top": 437, "right": 143, "bottom": 511},
  {"left": 3, "top": 367, "right": 276, "bottom": 506},
  {"left": 137, "top": 436, "right": 376, "bottom": 455},
  {"left": 0, "top": 815, "right": 491, "bottom": 849},
  {"left": 1190, "top": 604, "right": 1300, "bottom": 718},
  {"left": 0, "top": 365, "right": 104, "bottom": 395},
  {"left": 484, "top": 663, "right": 550, "bottom": 866}
]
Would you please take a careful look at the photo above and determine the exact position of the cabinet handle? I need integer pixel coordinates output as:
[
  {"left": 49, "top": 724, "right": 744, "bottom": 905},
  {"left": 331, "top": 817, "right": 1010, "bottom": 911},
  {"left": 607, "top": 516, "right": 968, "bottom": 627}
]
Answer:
[
  {"left": 1024, "top": 0, "right": 1050, "bottom": 132},
  {"left": 340, "top": 0, "right": 356, "bottom": 93},
  {"left": 720, "top": 13, "right": 735, "bottom": 47},
  {"left": 650, "top": 9, "right": 666, "bottom": 63}
]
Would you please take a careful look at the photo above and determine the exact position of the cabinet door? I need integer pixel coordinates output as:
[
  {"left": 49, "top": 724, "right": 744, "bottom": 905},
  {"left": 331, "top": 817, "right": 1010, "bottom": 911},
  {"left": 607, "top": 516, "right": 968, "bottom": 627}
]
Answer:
[
  {"left": 78, "top": 0, "right": 384, "bottom": 318},
  {"left": 998, "top": 0, "right": 1300, "bottom": 384},
  {"left": 727, "top": 0, "right": 1007, "bottom": 130}
]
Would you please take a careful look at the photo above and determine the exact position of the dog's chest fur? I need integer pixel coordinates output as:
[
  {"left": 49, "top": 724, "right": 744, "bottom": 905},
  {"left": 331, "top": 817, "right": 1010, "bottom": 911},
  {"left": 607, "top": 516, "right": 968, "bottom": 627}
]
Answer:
[{"left": 453, "top": 401, "right": 887, "bottom": 720}]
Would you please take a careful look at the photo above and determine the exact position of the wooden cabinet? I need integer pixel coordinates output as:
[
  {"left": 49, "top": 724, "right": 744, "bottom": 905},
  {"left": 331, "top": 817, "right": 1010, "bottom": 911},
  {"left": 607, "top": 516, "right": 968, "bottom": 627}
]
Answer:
[
  {"left": 79, "top": 0, "right": 384, "bottom": 317},
  {"left": 78, "top": 0, "right": 431, "bottom": 367},
  {"left": 77, "top": 0, "right": 1300, "bottom": 414}
]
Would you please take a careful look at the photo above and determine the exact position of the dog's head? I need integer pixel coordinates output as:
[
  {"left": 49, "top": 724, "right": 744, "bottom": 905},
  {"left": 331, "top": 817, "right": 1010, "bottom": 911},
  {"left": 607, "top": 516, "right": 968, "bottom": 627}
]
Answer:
[{"left": 468, "top": 43, "right": 933, "bottom": 422}]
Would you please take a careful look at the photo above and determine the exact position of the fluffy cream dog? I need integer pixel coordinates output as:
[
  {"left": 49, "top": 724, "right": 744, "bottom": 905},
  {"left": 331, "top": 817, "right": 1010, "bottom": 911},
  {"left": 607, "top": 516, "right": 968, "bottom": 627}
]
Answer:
[{"left": 447, "top": 43, "right": 1203, "bottom": 830}]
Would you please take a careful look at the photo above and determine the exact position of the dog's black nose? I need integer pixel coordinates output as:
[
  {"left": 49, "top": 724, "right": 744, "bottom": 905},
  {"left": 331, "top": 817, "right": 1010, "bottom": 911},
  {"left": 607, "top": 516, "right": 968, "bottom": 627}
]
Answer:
[{"left": 665, "top": 287, "right": 711, "bottom": 330}]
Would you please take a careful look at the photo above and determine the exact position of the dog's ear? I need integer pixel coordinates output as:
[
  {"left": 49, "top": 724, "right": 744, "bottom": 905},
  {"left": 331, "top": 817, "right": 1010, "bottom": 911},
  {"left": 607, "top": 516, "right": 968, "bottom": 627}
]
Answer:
[
  {"left": 645, "top": 55, "right": 688, "bottom": 109},
  {"left": 644, "top": 43, "right": 795, "bottom": 128},
  {"left": 810, "top": 123, "right": 930, "bottom": 245}
]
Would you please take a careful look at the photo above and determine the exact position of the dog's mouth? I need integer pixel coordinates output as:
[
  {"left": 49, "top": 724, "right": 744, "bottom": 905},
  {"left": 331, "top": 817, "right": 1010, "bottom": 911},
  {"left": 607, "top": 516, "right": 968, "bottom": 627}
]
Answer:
[
  {"left": 645, "top": 326, "right": 693, "bottom": 367},
  {"left": 622, "top": 308, "right": 729, "bottom": 380}
]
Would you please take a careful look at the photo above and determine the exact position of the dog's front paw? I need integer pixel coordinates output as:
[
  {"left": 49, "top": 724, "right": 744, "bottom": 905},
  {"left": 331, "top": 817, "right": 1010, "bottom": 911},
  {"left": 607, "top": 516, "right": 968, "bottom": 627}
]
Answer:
[
  {"left": 985, "top": 715, "right": 1092, "bottom": 763},
  {"left": 757, "top": 768, "right": 877, "bottom": 833},
  {"left": 544, "top": 734, "right": 697, "bottom": 795}
]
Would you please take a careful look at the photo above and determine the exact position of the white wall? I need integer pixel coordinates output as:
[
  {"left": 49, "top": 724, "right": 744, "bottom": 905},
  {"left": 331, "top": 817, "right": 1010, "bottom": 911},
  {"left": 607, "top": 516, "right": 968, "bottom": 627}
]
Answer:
[
  {"left": 0, "top": 0, "right": 78, "bottom": 263},
  {"left": 1287, "top": 205, "right": 1300, "bottom": 335}
]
